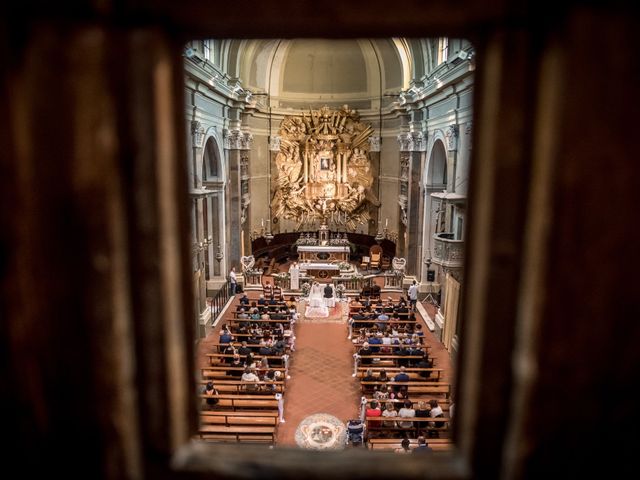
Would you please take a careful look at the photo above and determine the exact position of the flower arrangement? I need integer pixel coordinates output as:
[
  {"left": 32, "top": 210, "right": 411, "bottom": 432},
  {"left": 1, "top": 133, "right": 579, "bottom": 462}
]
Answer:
[
  {"left": 295, "top": 237, "right": 318, "bottom": 246},
  {"left": 337, "top": 261, "right": 351, "bottom": 271},
  {"left": 300, "top": 281, "right": 311, "bottom": 297},
  {"left": 392, "top": 269, "right": 405, "bottom": 279},
  {"left": 341, "top": 272, "right": 364, "bottom": 281},
  {"left": 272, "top": 272, "right": 290, "bottom": 280},
  {"left": 328, "top": 238, "right": 350, "bottom": 246},
  {"left": 335, "top": 283, "right": 346, "bottom": 298}
]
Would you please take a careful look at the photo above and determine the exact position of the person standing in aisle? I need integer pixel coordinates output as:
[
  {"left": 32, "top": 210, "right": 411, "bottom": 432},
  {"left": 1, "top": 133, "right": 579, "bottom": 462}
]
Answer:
[
  {"left": 408, "top": 280, "right": 419, "bottom": 311},
  {"left": 229, "top": 266, "right": 237, "bottom": 296}
]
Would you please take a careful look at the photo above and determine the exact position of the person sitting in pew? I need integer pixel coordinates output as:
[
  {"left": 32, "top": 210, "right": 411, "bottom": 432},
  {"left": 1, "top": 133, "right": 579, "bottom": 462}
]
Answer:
[
  {"left": 257, "top": 356, "right": 269, "bottom": 377},
  {"left": 395, "top": 437, "right": 411, "bottom": 454},
  {"left": 219, "top": 329, "right": 233, "bottom": 344},
  {"left": 368, "top": 331, "right": 383, "bottom": 353},
  {"left": 287, "top": 295, "right": 297, "bottom": 309},
  {"left": 397, "top": 399, "right": 416, "bottom": 430},
  {"left": 222, "top": 344, "right": 236, "bottom": 364},
  {"left": 414, "top": 400, "right": 430, "bottom": 431},
  {"left": 415, "top": 356, "right": 434, "bottom": 378},
  {"left": 393, "top": 366, "right": 410, "bottom": 383},
  {"left": 201, "top": 381, "right": 219, "bottom": 410},
  {"left": 382, "top": 401, "right": 398, "bottom": 428},
  {"left": 227, "top": 353, "right": 243, "bottom": 377},
  {"left": 428, "top": 399, "right": 445, "bottom": 430},
  {"left": 362, "top": 369, "right": 376, "bottom": 382},
  {"left": 395, "top": 386, "right": 410, "bottom": 401},
  {"left": 366, "top": 400, "right": 382, "bottom": 428},
  {"left": 257, "top": 294, "right": 267, "bottom": 306},
  {"left": 241, "top": 367, "right": 261, "bottom": 392},
  {"left": 412, "top": 436, "right": 432, "bottom": 454},
  {"left": 359, "top": 342, "right": 373, "bottom": 365},
  {"left": 272, "top": 335, "right": 287, "bottom": 355},
  {"left": 239, "top": 293, "right": 250, "bottom": 306},
  {"left": 394, "top": 345, "right": 411, "bottom": 367}
]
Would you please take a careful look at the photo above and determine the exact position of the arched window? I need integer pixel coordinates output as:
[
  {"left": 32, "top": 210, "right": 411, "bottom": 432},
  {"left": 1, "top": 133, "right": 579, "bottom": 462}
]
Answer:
[
  {"left": 428, "top": 139, "right": 448, "bottom": 186},
  {"left": 202, "top": 137, "right": 219, "bottom": 179}
]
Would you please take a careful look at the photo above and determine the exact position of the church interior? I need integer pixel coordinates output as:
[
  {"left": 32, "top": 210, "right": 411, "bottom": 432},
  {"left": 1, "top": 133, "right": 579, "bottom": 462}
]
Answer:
[
  {"left": 2, "top": 1, "right": 639, "bottom": 479},
  {"left": 187, "top": 38, "right": 469, "bottom": 450}
]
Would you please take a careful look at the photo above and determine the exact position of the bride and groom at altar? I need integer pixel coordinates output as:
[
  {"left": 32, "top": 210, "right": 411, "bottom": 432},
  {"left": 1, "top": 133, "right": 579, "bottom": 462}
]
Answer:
[{"left": 305, "top": 281, "right": 336, "bottom": 318}]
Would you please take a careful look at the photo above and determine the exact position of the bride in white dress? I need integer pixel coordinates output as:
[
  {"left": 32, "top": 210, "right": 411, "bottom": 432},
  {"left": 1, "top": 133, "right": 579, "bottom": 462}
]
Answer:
[
  {"left": 305, "top": 281, "right": 329, "bottom": 318},
  {"left": 309, "top": 281, "right": 324, "bottom": 308}
]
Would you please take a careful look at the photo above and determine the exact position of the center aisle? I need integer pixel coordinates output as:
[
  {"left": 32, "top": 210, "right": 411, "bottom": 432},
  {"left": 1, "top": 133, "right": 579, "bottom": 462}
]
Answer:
[{"left": 276, "top": 320, "right": 361, "bottom": 446}]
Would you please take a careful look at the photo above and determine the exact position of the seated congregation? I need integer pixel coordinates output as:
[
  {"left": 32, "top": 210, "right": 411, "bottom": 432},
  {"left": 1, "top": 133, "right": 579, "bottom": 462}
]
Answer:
[{"left": 197, "top": 281, "right": 453, "bottom": 451}]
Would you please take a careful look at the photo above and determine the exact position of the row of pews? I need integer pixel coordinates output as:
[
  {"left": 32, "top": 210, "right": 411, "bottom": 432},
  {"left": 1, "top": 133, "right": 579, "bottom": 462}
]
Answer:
[
  {"left": 197, "top": 298, "right": 295, "bottom": 444},
  {"left": 349, "top": 299, "right": 454, "bottom": 451}
]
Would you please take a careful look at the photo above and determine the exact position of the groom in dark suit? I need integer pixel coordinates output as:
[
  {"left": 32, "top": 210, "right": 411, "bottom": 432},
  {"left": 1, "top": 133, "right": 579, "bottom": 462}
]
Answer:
[{"left": 324, "top": 283, "right": 333, "bottom": 298}]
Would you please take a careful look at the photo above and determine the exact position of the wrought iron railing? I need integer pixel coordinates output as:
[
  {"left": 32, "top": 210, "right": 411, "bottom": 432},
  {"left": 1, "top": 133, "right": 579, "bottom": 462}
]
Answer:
[{"left": 207, "top": 282, "right": 233, "bottom": 325}]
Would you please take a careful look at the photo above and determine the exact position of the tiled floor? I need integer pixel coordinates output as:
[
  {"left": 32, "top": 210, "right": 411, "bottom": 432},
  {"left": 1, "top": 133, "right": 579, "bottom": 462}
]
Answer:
[
  {"left": 276, "top": 322, "right": 361, "bottom": 446},
  {"left": 196, "top": 279, "right": 453, "bottom": 447}
]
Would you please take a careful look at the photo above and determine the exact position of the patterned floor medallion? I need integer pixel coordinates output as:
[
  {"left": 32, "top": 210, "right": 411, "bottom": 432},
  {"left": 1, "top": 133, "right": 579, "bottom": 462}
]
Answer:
[{"left": 294, "top": 413, "right": 347, "bottom": 450}]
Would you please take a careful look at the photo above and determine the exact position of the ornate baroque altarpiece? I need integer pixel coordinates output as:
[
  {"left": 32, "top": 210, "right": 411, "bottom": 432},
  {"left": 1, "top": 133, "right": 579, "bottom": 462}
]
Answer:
[{"left": 272, "top": 105, "right": 380, "bottom": 230}]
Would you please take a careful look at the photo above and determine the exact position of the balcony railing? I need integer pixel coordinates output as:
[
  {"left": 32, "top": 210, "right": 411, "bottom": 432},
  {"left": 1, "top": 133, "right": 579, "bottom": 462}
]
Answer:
[{"left": 432, "top": 232, "right": 465, "bottom": 268}]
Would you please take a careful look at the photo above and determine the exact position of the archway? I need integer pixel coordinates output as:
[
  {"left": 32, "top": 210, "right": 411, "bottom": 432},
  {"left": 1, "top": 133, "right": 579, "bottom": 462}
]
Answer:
[{"left": 420, "top": 137, "right": 448, "bottom": 283}]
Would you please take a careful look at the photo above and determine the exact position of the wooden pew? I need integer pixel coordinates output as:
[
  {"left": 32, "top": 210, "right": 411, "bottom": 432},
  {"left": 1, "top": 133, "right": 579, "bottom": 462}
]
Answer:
[
  {"left": 353, "top": 343, "right": 431, "bottom": 353},
  {"left": 198, "top": 379, "right": 286, "bottom": 394},
  {"left": 365, "top": 416, "right": 451, "bottom": 437},
  {"left": 206, "top": 353, "right": 288, "bottom": 366},
  {"left": 200, "top": 394, "right": 280, "bottom": 410},
  {"left": 200, "top": 410, "right": 279, "bottom": 426},
  {"left": 364, "top": 398, "right": 451, "bottom": 412},
  {"left": 358, "top": 355, "right": 433, "bottom": 368},
  {"left": 208, "top": 342, "right": 292, "bottom": 354},
  {"left": 367, "top": 438, "right": 453, "bottom": 451},
  {"left": 201, "top": 366, "right": 287, "bottom": 380},
  {"left": 355, "top": 367, "right": 443, "bottom": 381},
  {"left": 227, "top": 318, "right": 292, "bottom": 326},
  {"left": 360, "top": 381, "right": 451, "bottom": 398},
  {"left": 198, "top": 425, "right": 276, "bottom": 443}
]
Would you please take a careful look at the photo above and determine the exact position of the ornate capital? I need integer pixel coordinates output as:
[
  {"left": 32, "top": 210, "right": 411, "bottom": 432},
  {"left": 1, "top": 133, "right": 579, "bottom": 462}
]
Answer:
[
  {"left": 368, "top": 136, "right": 381, "bottom": 152},
  {"left": 397, "top": 131, "right": 426, "bottom": 152},
  {"left": 397, "top": 133, "right": 411, "bottom": 152},
  {"left": 445, "top": 125, "right": 459, "bottom": 151},
  {"left": 191, "top": 120, "right": 205, "bottom": 148},
  {"left": 223, "top": 129, "right": 253, "bottom": 150},
  {"left": 240, "top": 131, "right": 253, "bottom": 150}
]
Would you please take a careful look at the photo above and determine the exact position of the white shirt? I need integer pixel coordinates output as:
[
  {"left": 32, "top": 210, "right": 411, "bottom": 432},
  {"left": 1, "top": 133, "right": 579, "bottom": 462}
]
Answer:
[
  {"left": 230, "top": 270, "right": 237, "bottom": 283},
  {"left": 241, "top": 372, "right": 260, "bottom": 382},
  {"left": 429, "top": 406, "right": 443, "bottom": 418},
  {"left": 408, "top": 284, "right": 418, "bottom": 300},
  {"left": 398, "top": 407, "right": 416, "bottom": 428}
]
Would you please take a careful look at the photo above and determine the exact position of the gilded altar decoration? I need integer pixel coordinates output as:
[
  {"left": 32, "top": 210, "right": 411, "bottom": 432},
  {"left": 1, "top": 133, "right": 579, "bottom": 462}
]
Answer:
[{"left": 272, "top": 105, "right": 379, "bottom": 229}]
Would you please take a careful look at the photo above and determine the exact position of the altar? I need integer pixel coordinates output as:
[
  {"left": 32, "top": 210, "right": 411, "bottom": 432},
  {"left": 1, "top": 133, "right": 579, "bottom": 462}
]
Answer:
[
  {"left": 299, "top": 262, "right": 341, "bottom": 281},
  {"left": 297, "top": 245, "right": 350, "bottom": 262}
]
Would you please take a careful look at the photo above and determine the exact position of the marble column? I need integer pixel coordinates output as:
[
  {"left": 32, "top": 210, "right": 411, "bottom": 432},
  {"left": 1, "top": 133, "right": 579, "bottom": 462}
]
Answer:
[
  {"left": 397, "top": 132, "right": 427, "bottom": 274},
  {"left": 224, "top": 128, "right": 253, "bottom": 271}
]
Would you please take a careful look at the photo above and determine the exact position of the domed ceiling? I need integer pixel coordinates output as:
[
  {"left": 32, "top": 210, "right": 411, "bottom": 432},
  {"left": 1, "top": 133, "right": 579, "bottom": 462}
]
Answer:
[{"left": 225, "top": 39, "right": 412, "bottom": 111}]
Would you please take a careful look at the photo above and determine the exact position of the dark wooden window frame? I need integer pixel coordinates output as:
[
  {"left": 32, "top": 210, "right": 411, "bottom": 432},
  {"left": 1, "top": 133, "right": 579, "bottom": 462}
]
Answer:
[{"left": 5, "top": 1, "right": 638, "bottom": 479}]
